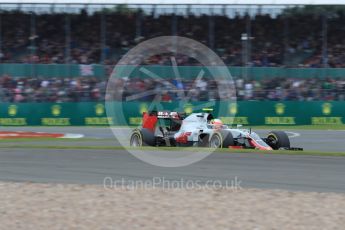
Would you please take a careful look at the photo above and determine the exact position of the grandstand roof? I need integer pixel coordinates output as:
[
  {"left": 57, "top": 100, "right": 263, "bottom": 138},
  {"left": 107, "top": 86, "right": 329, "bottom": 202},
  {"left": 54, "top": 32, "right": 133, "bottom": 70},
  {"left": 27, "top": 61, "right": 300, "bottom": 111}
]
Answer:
[{"left": 0, "top": 0, "right": 342, "bottom": 5}]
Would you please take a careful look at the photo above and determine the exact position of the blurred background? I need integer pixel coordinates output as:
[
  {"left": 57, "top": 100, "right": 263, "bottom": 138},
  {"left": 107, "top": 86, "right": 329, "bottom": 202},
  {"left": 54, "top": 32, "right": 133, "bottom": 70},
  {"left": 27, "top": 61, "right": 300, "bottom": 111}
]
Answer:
[{"left": 0, "top": 0, "right": 344, "bottom": 126}]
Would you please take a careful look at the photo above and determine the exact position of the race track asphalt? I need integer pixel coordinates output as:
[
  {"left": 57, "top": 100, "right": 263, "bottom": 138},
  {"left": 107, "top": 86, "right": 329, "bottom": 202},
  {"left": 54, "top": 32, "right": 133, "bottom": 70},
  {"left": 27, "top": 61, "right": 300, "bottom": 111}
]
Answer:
[{"left": 0, "top": 127, "right": 344, "bottom": 193}]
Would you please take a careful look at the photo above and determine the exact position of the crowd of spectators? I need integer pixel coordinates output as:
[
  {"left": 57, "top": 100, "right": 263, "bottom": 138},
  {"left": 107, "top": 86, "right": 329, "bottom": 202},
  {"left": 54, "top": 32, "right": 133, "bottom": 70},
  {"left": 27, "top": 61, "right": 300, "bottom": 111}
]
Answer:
[
  {"left": 0, "top": 8, "right": 344, "bottom": 67},
  {"left": 1, "top": 75, "right": 344, "bottom": 102},
  {"left": 0, "top": 75, "right": 106, "bottom": 103},
  {"left": 0, "top": 8, "right": 344, "bottom": 103}
]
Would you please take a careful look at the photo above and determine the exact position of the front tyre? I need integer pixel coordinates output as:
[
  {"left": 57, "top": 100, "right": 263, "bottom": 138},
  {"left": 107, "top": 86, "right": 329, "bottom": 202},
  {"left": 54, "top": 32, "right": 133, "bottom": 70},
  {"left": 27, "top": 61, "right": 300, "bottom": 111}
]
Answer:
[
  {"left": 219, "top": 130, "right": 234, "bottom": 148},
  {"left": 266, "top": 131, "right": 290, "bottom": 150},
  {"left": 209, "top": 133, "right": 223, "bottom": 148}
]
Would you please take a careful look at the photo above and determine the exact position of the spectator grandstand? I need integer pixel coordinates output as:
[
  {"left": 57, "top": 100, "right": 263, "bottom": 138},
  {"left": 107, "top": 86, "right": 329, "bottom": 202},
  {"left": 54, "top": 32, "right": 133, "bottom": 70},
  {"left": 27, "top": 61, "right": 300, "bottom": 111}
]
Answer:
[
  {"left": 0, "top": 6, "right": 344, "bottom": 67},
  {"left": 0, "top": 5, "right": 344, "bottom": 103}
]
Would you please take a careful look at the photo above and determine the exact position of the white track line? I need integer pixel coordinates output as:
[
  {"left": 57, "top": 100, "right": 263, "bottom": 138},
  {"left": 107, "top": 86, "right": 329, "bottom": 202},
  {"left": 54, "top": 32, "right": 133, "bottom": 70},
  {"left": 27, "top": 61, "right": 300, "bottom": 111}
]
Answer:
[
  {"left": 59, "top": 133, "right": 85, "bottom": 139},
  {"left": 285, "top": 131, "right": 300, "bottom": 138}
]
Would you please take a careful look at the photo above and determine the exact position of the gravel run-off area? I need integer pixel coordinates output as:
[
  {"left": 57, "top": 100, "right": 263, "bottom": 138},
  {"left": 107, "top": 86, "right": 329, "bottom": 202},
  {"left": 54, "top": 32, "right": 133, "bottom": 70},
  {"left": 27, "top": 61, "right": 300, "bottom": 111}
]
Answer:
[{"left": 1, "top": 182, "right": 344, "bottom": 230}]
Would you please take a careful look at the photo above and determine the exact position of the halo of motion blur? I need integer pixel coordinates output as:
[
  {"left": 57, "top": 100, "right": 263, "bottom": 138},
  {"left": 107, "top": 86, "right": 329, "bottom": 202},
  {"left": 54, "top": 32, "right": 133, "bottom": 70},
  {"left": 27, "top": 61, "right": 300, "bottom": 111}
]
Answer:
[{"left": 105, "top": 36, "right": 236, "bottom": 167}]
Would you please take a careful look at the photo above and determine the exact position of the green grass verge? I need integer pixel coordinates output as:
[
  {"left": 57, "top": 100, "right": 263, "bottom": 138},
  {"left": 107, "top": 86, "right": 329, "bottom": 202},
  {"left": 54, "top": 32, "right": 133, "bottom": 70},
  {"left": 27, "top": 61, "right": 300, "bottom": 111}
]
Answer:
[
  {"left": 247, "top": 125, "right": 345, "bottom": 130},
  {"left": 0, "top": 145, "right": 344, "bottom": 157}
]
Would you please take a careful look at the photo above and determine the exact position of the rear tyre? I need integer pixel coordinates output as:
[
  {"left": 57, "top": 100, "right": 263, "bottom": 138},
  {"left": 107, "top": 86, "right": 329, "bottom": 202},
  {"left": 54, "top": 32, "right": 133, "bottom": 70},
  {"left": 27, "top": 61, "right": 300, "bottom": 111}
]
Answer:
[
  {"left": 130, "top": 128, "right": 155, "bottom": 147},
  {"left": 266, "top": 131, "right": 290, "bottom": 150},
  {"left": 130, "top": 131, "right": 142, "bottom": 147},
  {"left": 198, "top": 134, "right": 209, "bottom": 147}
]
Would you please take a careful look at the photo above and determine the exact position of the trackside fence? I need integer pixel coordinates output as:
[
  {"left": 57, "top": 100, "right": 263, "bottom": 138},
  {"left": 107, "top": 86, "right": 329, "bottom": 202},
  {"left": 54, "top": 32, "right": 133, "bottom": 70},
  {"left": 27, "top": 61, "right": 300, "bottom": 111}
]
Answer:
[{"left": 0, "top": 101, "right": 343, "bottom": 126}]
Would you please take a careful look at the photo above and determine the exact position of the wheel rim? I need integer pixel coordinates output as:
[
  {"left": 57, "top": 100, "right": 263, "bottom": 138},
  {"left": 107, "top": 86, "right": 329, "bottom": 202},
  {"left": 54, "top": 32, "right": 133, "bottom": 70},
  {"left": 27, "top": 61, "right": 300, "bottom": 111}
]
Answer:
[
  {"left": 210, "top": 135, "right": 221, "bottom": 148},
  {"left": 130, "top": 134, "right": 141, "bottom": 147},
  {"left": 267, "top": 134, "right": 278, "bottom": 149}
]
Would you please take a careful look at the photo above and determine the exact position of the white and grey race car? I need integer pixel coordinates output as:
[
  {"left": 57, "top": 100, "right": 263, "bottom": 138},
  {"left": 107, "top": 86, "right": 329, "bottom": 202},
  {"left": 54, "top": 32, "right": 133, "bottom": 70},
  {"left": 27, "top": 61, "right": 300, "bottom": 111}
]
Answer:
[{"left": 130, "top": 111, "right": 302, "bottom": 151}]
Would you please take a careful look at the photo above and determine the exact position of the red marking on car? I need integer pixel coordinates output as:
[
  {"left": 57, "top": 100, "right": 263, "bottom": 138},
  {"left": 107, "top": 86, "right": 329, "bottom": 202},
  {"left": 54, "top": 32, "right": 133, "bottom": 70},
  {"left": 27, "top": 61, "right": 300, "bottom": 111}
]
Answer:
[
  {"left": 175, "top": 132, "right": 192, "bottom": 143},
  {"left": 248, "top": 137, "right": 273, "bottom": 150}
]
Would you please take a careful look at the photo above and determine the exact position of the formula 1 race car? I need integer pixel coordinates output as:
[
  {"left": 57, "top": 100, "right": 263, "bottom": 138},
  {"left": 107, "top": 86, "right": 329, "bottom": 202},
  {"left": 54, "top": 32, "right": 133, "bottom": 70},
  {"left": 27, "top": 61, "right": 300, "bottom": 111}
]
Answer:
[{"left": 130, "top": 111, "right": 303, "bottom": 151}]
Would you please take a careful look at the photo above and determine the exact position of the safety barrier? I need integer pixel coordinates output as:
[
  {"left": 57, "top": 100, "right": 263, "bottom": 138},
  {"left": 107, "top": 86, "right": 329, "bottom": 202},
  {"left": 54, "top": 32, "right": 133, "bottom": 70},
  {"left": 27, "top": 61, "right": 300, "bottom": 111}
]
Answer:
[
  {"left": 1, "top": 64, "right": 345, "bottom": 79},
  {"left": 0, "top": 101, "right": 343, "bottom": 126}
]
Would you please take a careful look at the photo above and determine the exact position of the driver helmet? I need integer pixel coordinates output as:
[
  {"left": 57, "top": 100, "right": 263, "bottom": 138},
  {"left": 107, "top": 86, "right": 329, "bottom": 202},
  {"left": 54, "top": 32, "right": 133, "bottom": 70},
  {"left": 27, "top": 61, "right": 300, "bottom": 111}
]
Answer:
[{"left": 211, "top": 118, "right": 223, "bottom": 129}]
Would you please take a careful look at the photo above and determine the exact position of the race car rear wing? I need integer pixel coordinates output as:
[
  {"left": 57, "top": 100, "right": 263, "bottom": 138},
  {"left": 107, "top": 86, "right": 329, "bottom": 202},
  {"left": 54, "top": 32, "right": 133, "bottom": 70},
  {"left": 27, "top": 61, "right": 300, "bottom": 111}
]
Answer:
[
  {"left": 142, "top": 110, "right": 184, "bottom": 132},
  {"left": 157, "top": 111, "right": 180, "bottom": 119},
  {"left": 144, "top": 110, "right": 185, "bottom": 119}
]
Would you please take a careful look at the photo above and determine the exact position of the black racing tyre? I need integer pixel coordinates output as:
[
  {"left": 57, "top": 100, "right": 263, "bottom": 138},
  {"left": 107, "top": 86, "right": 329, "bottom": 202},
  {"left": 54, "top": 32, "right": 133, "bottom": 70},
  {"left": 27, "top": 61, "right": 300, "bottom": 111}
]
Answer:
[
  {"left": 130, "top": 130, "right": 142, "bottom": 147},
  {"left": 219, "top": 130, "right": 234, "bottom": 148},
  {"left": 130, "top": 128, "right": 155, "bottom": 147},
  {"left": 266, "top": 131, "right": 290, "bottom": 150},
  {"left": 209, "top": 132, "right": 223, "bottom": 148}
]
